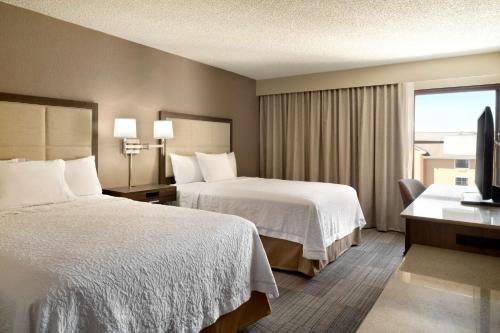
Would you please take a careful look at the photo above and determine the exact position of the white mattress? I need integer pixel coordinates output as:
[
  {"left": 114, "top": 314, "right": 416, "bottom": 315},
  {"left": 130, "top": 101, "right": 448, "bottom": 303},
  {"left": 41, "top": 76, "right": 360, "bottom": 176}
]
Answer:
[
  {"left": 176, "top": 177, "right": 366, "bottom": 260},
  {"left": 0, "top": 195, "right": 278, "bottom": 333}
]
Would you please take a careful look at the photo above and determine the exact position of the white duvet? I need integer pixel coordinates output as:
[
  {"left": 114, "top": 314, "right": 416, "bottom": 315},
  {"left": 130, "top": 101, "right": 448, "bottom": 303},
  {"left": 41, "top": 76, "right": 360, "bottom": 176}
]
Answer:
[
  {"left": 0, "top": 195, "right": 278, "bottom": 333},
  {"left": 176, "top": 177, "right": 366, "bottom": 260}
]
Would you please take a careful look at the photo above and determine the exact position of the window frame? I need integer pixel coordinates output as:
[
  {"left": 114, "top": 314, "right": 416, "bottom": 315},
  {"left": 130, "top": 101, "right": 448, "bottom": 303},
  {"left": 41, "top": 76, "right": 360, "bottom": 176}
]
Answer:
[
  {"left": 454, "top": 177, "right": 469, "bottom": 186},
  {"left": 454, "top": 159, "right": 469, "bottom": 169},
  {"left": 412, "top": 84, "right": 500, "bottom": 179}
]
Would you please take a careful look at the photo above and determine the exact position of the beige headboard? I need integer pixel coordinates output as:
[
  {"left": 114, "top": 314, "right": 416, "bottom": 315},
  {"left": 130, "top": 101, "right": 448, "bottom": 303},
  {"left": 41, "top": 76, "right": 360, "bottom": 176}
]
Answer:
[
  {"left": 158, "top": 111, "right": 232, "bottom": 184},
  {"left": 0, "top": 93, "right": 98, "bottom": 166}
]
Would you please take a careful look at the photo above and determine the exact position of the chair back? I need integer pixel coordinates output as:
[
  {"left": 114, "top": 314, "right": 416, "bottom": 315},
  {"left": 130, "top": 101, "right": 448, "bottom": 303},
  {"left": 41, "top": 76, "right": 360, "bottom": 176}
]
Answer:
[{"left": 398, "top": 179, "right": 426, "bottom": 208}]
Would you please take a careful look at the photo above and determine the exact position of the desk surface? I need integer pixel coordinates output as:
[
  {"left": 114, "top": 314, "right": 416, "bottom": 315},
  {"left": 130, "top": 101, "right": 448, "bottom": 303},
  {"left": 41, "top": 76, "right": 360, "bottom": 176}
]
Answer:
[
  {"left": 401, "top": 184, "right": 500, "bottom": 230},
  {"left": 357, "top": 245, "right": 500, "bottom": 333}
]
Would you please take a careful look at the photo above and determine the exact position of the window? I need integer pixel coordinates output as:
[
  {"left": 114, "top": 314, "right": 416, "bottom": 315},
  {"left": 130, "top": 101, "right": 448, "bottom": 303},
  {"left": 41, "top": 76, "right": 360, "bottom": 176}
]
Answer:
[
  {"left": 413, "top": 86, "right": 499, "bottom": 187},
  {"left": 455, "top": 177, "right": 468, "bottom": 186},
  {"left": 454, "top": 159, "right": 469, "bottom": 169}
]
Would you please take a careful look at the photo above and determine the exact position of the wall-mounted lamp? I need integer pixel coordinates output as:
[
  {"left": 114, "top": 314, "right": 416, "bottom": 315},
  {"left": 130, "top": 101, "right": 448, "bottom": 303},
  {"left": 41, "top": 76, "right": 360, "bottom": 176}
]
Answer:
[
  {"left": 151, "top": 120, "right": 174, "bottom": 155},
  {"left": 114, "top": 118, "right": 174, "bottom": 188}
]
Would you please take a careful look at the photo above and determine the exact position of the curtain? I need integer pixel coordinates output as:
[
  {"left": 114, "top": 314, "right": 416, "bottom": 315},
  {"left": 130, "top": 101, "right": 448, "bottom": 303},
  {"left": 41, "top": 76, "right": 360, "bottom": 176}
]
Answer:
[{"left": 259, "top": 84, "right": 412, "bottom": 231}]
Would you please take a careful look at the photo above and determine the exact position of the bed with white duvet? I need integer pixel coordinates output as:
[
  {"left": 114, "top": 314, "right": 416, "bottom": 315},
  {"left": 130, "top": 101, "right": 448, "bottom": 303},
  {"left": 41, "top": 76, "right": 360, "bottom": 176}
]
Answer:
[
  {"left": 0, "top": 194, "right": 278, "bottom": 332},
  {"left": 176, "top": 177, "right": 366, "bottom": 262}
]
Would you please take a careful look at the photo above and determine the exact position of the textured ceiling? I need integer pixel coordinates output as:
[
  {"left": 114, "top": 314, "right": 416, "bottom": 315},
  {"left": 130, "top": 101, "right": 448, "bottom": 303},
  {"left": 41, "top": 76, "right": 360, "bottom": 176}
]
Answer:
[{"left": 4, "top": 0, "right": 500, "bottom": 79}]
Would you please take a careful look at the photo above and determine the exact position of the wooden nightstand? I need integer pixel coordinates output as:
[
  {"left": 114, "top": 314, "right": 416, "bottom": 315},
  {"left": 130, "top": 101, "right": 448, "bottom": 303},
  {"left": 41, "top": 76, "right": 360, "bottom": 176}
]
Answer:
[{"left": 102, "top": 184, "right": 176, "bottom": 204}]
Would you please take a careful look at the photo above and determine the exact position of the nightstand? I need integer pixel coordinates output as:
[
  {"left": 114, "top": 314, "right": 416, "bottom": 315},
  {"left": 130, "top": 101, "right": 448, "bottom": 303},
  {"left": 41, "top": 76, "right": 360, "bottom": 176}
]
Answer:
[{"left": 102, "top": 184, "right": 177, "bottom": 204}]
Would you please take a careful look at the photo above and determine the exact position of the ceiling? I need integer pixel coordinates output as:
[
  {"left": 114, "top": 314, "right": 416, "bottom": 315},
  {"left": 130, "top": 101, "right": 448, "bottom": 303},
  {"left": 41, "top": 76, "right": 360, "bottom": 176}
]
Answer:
[{"left": 4, "top": 0, "right": 500, "bottom": 80}]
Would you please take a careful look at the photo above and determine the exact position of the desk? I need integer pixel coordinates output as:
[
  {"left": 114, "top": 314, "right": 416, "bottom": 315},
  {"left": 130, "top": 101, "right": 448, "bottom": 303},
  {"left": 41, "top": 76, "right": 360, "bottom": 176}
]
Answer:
[
  {"left": 357, "top": 245, "right": 500, "bottom": 332},
  {"left": 401, "top": 184, "right": 500, "bottom": 256}
]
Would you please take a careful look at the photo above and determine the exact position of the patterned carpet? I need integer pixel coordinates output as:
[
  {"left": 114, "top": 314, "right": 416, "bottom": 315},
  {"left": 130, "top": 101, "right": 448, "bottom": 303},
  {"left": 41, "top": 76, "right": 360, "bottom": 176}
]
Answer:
[{"left": 244, "top": 229, "right": 405, "bottom": 333}]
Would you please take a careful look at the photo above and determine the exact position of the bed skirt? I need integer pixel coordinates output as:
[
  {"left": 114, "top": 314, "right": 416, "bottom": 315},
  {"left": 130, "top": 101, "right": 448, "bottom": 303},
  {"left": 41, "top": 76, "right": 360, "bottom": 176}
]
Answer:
[
  {"left": 260, "top": 228, "right": 361, "bottom": 277},
  {"left": 200, "top": 291, "right": 271, "bottom": 333}
]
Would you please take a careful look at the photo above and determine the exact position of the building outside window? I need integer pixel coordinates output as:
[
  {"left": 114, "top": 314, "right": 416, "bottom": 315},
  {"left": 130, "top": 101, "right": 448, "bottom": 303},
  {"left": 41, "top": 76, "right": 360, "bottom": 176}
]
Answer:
[
  {"left": 454, "top": 177, "right": 469, "bottom": 186},
  {"left": 413, "top": 88, "right": 498, "bottom": 188}
]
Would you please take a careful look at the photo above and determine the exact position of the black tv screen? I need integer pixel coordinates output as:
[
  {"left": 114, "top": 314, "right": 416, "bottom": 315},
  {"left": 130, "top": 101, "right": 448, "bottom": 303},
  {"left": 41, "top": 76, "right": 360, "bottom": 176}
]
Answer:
[{"left": 475, "top": 107, "right": 494, "bottom": 200}]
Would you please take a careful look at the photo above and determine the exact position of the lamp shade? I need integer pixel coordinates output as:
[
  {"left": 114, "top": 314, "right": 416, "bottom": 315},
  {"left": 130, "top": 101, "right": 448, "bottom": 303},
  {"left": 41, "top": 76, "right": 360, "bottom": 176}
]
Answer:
[
  {"left": 154, "top": 120, "right": 174, "bottom": 139},
  {"left": 113, "top": 118, "right": 137, "bottom": 138}
]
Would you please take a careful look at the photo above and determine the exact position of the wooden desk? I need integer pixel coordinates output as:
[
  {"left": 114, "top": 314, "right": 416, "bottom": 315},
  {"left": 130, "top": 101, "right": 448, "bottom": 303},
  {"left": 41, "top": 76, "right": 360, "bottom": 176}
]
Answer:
[
  {"left": 401, "top": 184, "right": 500, "bottom": 256},
  {"left": 358, "top": 245, "right": 500, "bottom": 332}
]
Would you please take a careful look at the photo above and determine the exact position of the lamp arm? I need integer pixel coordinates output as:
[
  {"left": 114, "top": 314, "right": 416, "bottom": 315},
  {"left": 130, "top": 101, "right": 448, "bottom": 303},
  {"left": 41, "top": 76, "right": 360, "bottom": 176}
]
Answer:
[
  {"left": 143, "top": 138, "right": 167, "bottom": 155},
  {"left": 121, "top": 138, "right": 167, "bottom": 156}
]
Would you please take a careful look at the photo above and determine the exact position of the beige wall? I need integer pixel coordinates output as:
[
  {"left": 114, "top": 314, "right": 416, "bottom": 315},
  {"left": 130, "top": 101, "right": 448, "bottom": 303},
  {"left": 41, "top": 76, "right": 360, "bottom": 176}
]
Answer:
[
  {"left": 423, "top": 159, "right": 476, "bottom": 187},
  {"left": 0, "top": 3, "right": 258, "bottom": 187},
  {"left": 257, "top": 52, "right": 500, "bottom": 95}
]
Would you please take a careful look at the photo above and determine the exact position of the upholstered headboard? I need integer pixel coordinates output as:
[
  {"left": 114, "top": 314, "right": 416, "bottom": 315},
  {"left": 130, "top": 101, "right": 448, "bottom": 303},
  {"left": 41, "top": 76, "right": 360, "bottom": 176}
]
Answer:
[
  {"left": 0, "top": 93, "right": 98, "bottom": 166},
  {"left": 158, "top": 111, "right": 232, "bottom": 184}
]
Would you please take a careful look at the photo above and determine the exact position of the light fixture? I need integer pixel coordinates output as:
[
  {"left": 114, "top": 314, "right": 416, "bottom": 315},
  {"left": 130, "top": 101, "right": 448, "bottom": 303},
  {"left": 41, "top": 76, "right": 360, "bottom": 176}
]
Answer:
[
  {"left": 151, "top": 120, "right": 174, "bottom": 155},
  {"left": 113, "top": 118, "right": 174, "bottom": 188},
  {"left": 114, "top": 118, "right": 140, "bottom": 189},
  {"left": 113, "top": 118, "right": 137, "bottom": 139},
  {"left": 154, "top": 120, "right": 173, "bottom": 139}
]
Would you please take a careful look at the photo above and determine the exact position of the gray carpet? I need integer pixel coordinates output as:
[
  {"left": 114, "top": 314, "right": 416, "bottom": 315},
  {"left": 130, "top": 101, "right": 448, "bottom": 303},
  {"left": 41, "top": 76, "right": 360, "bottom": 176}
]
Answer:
[{"left": 244, "top": 229, "right": 404, "bottom": 333}]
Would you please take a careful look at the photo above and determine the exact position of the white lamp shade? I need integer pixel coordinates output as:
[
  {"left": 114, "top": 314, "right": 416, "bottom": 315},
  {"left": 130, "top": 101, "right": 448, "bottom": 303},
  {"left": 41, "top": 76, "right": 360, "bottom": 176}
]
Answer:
[
  {"left": 154, "top": 120, "right": 174, "bottom": 139},
  {"left": 114, "top": 118, "right": 137, "bottom": 138}
]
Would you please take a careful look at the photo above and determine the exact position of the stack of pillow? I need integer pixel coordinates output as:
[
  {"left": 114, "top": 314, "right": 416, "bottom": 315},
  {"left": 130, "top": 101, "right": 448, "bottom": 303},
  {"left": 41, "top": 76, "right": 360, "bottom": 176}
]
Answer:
[
  {"left": 0, "top": 156, "right": 102, "bottom": 210},
  {"left": 170, "top": 152, "right": 237, "bottom": 184}
]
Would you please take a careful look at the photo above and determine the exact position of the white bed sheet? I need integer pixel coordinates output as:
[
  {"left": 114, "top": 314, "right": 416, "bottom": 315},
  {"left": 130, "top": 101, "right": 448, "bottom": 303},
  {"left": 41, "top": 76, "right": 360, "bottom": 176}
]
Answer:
[
  {"left": 0, "top": 195, "right": 278, "bottom": 333},
  {"left": 176, "top": 177, "right": 366, "bottom": 260}
]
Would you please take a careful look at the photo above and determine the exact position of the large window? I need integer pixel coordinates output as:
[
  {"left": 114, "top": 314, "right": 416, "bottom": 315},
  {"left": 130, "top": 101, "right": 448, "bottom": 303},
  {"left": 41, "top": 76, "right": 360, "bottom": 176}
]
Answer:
[{"left": 414, "top": 87, "right": 499, "bottom": 187}]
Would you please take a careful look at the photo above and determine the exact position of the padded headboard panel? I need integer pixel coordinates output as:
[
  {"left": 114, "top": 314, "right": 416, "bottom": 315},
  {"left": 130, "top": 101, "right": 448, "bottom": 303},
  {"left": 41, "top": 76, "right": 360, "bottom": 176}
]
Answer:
[
  {"left": 158, "top": 111, "right": 232, "bottom": 184},
  {"left": 0, "top": 93, "right": 98, "bottom": 165}
]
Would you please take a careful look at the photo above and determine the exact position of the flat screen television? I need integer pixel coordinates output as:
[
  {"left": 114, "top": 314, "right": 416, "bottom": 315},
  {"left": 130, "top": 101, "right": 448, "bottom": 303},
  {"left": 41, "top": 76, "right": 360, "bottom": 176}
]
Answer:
[{"left": 475, "top": 106, "right": 494, "bottom": 200}]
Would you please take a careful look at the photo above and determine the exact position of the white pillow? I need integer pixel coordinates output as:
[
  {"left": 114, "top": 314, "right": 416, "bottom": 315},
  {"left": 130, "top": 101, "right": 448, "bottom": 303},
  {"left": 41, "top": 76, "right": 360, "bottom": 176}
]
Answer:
[
  {"left": 170, "top": 153, "right": 204, "bottom": 184},
  {"left": 227, "top": 152, "right": 237, "bottom": 177},
  {"left": 0, "top": 159, "right": 76, "bottom": 210},
  {"left": 195, "top": 152, "right": 236, "bottom": 182},
  {"left": 65, "top": 156, "right": 102, "bottom": 196}
]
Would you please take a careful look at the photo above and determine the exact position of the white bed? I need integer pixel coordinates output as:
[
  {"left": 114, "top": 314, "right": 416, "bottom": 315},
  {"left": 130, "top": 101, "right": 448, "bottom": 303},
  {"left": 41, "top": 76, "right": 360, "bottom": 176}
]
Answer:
[
  {"left": 158, "top": 112, "right": 366, "bottom": 275},
  {"left": 0, "top": 195, "right": 278, "bottom": 332},
  {"left": 176, "top": 177, "right": 366, "bottom": 261},
  {"left": 0, "top": 94, "right": 278, "bottom": 333}
]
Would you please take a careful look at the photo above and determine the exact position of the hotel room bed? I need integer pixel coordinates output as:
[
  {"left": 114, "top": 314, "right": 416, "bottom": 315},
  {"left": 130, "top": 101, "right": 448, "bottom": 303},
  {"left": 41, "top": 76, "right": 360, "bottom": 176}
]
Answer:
[
  {"left": 0, "top": 194, "right": 278, "bottom": 332},
  {"left": 0, "top": 94, "right": 278, "bottom": 333},
  {"left": 176, "top": 177, "right": 366, "bottom": 276},
  {"left": 158, "top": 111, "right": 366, "bottom": 276}
]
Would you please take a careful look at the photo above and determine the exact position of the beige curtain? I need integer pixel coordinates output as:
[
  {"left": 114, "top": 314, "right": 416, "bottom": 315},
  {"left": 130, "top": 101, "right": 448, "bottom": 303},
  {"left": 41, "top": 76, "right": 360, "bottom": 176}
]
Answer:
[{"left": 259, "top": 84, "right": 412, "bottom": 231}]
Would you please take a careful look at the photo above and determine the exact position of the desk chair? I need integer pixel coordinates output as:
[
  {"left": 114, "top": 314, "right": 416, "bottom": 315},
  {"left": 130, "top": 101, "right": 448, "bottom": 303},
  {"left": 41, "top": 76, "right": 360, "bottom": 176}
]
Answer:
[{"left": 398, "top": 179, "right": 426, "bottom": 208}]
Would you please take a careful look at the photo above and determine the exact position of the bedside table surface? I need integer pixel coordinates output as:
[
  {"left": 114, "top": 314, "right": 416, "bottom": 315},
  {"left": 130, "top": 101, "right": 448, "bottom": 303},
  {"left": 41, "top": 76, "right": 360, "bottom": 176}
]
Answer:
[{"left": 104, "top": 184, "right": 174, "bottom": 194}]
